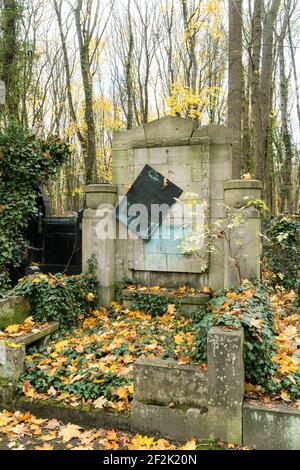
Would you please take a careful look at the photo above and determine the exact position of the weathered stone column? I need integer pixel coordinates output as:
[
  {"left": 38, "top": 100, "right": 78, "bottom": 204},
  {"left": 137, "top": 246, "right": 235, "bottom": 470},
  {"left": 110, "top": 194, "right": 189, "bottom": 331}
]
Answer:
[
  {"left": 82, "top": 184, "right": 117, "bottom": 306},
  {"left": 224, "top": 180, "right": 262, "bottom": 288},
  {"left": 0, "top": 341, "right": 25, "bottom": 407},
  {"left": 207, "top": 327, "right": 244, "bottom": 444},
  {"left": 0, "top": 341, "right": 25, "bottom": 381}
]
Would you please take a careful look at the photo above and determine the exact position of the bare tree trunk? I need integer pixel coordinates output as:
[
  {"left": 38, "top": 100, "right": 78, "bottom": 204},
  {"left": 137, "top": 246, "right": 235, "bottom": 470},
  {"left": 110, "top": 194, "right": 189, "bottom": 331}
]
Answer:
[
  {"left": 250, "top": 0, "right": 263, "bottom": 180},
  {"left": 166, "top": 0, "right": 175, "bottom": 94},
  {"left": 181, "top": 0, "right": 197, "bottom": 93},
  {"left": 53, "top": 0, "right": 85, "bottom": 146},
  {"left": 125, "top": 0, "right": 134, "bottom": 130},
  {"left": 278, "top": 0, "right": 293, "bottom": 212},
  {"left": 288, "top": 7, "right": 300, "bottom": 133},
  {"left": 242, "top": 60, "right": 252, "bottom": 173},
  {"left": 256, "top": 0, "right": 281, "bottom": 182},
  {"left": 0, "top": 0, "right": 19, "bottom": 120},
  {"left": 74, "top": 0, "right": 97, "bottom": 184},
  {"left": 228, "top": 0, "right": 243, "bottom": 179}
]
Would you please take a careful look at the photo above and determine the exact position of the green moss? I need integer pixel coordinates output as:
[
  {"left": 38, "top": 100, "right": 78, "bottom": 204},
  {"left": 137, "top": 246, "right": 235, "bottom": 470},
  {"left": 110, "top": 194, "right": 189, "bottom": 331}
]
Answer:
[
  {"left": 0, "top": 307, "right": 28, "bottom": 331},
  {"left": 197, "top": 440, "right": 229, "bottom": 451}
]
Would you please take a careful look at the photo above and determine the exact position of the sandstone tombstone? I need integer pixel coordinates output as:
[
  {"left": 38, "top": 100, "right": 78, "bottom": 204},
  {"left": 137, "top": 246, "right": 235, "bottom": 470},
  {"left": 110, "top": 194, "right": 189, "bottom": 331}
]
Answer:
[{"left": 83, "top": 116, "right": 262, "bottom": 305}]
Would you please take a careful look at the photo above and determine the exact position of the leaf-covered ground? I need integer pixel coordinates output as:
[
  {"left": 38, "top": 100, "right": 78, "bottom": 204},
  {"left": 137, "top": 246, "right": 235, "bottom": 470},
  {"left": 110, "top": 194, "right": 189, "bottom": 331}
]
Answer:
[
  {"left": 253, "top": 288, "right": 300, "bottom": 405},
  {"left": 0, "top": 410, "right": 203, "bottom": 451},
  {"left": 19, "top": 284, "right": 300, "bottom": 411},
  {"left": 20, "top": 304, "right": 203, "bottom": 412}
]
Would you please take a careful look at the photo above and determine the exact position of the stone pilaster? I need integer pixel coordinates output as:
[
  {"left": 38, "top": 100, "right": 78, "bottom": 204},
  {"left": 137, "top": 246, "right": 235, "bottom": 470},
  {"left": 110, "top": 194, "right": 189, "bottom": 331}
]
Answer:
[
  {"left": 83, "top": 184, "right": 117, "bottom": 306},
  {"left": 224, "top": 180, "right": 262, "bottom": 288},
  {"left": 207, "top": 327, "right": 244, "bottom": 444}
]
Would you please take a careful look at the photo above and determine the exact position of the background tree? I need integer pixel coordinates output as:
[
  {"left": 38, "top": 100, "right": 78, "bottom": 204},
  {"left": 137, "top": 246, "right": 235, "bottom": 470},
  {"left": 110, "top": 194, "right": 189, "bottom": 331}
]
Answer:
[
  {"left": 0, "top": 0, "right": 20, "bottom": 119},
  {"left": 228, "top": 0, "right": 243, "bottom": 178},
  {"left": 1, "top": 0, "right": 299, "bottom": 215}
]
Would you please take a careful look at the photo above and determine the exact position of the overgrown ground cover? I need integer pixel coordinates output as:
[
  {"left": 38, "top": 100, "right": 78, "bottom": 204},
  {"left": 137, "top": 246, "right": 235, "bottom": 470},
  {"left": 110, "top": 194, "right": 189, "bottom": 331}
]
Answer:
[
  {"left": 17, "top": 281, "right": 299, "bottom": 412},
  {"left": 20, "top": 304, "right": 200, "bottom": 412},
  {"left": 194, "top": 280, "right": 300, "bottom": 403}
]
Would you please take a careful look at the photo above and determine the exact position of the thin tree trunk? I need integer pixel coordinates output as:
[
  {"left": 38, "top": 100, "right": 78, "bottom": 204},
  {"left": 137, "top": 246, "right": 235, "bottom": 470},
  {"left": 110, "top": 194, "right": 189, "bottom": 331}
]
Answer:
[
  {"left": 75, "top": 0, "right": 97, "bottom": 184},
  {"left": 0, "top": 0, "right": 19, "bottom": 120},
  {"left": 228, "top": 0, "right": 243, "bottom": 178},
  {"left": 257, "top": 0, "right": 281, "bottom": 183},
  {"left": 242, "top": 61, "right": 251, "bottom": 173},
  {"left": 125, "top": 0, "right": 134, "bottom": 130},
  {"left": 53, "top": 0, "right": 85, "bottom": 146},
  {"left": 278, "top": 0, "right": 293, "bottom": 212},
  {"left": 251, "top": 0, "right": 263, "bottom": 182}
]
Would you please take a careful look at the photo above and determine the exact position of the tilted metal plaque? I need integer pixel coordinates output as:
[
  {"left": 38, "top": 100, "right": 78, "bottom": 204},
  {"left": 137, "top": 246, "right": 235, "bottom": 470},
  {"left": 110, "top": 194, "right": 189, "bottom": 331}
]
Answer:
[{"left": 116, "top": 164, "right": 183, "bottom": 240}]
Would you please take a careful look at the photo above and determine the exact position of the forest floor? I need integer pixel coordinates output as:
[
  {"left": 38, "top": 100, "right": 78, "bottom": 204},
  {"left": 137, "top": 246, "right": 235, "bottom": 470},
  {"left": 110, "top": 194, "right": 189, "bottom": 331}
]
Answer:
[{"left": 18, "top": 304, "right": 201, "bottom": 413}]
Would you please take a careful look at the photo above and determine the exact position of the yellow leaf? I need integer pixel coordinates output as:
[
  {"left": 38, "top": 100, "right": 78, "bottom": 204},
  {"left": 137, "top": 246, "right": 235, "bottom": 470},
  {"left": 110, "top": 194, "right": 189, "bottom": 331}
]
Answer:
[
  {"left": 245, "top": 383, "right": 260, "bottom": 393},
  {"left": 174, "top": 333, "right": 184, "bottom": 345},
  {"left": 126, "top": 384, "right": 134, "bottom": 395},
  {"left": 23, "top": 317, "right": 35, "bottom": 328},
  {"left": 166, "top": 304, "right": 176, "bottom": 315},
  {"left": 116, "top": 387, "right": 128, "bottom": 400},
  {"left": 102, "top": 439, "right": 119, "bottom": 450},
  {"left": 282, "top": 326, "right": 297, "bottom": 339},
  {"left": 82, "top": 317, "right": 98, "bottom": 329},
  {"left": 86, "top": 293, "right": 95, "bottom": 302},
  {"left": 105, "top": 430, "right": 117, "bottom": 441},
  {"left": 5, "top": 324, "right": 21, "bottom": 334},
  {"left": 35, "top": 443, "right": 54, "bottom": 451},
  {"left": 54, "top": 340, "right": 69, "bottom": 353},
  {"left": 58, "top": 423, "right": 82, "bottom": 443},
  {"left": 250, "top": 318, "right": 264, "bottom": 330},
  {"left": 150, "top": 285, "right": 161, "bottom": 293},
  {"left": 22, "top": 381, "right": 36, "bottom": 398},
  {"left": 179, "top": 439, "right": 197, "bottom": 450},
  {"left": 281, "top": 391, "right": 292, "bottom": 402},
  {"left": 201, "top": 286, "right": 212, "bottom": 295},
  {"left": 226, "top": 292, "right": 240, "bottom": 301},
  {"left": 93, "top": 396, "right": 108, "bottom": 409},
  {"left": 40, "top": 432, "right": 57, "bottom": 442},
  {"left": 127, "top": 434, "right": 155, "bottom": 450},
  {"left": 71, "top": 446, "right": 93, "bottom": 450}
]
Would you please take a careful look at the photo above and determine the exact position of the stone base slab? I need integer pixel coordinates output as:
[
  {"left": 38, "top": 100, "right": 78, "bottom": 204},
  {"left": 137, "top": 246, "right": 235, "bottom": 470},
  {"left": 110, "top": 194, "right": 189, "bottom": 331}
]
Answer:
[
  {"left": 131, "top": 400, "right": 209, "bottom": 442},
  {"left": 243, "top": 402, "right": 300, "bottom": 450},
  {"left": 11, "top": 322, "right": 59, "bottom": 347},
  {"left": 10, "top": 398, "right": 131, "bottom": 432}
]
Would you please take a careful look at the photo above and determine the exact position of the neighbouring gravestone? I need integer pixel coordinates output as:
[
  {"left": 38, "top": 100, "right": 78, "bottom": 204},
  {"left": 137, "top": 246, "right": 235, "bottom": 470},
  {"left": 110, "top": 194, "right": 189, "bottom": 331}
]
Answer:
[
  {"left": 131, "top": 327, "right": 245, "bottom": 444},
  {"left": 82, "top": 116, "right": 262, "bottom": 305}
]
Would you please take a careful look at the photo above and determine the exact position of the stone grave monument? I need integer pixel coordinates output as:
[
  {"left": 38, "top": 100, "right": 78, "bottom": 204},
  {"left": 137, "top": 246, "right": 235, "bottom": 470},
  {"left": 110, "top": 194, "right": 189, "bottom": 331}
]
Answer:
[{"left": 82, "top": 116, "right": 262, "bottom": 306}]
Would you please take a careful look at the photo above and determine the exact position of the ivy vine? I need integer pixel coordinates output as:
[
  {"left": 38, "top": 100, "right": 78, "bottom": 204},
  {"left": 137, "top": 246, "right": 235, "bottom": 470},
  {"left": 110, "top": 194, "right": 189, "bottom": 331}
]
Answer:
[
  {"left": 0, "top": 124, "right": 71, "bottom": 296},
  {"left": 265, "top": 215, "right": 300, "bottom": 289}
]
